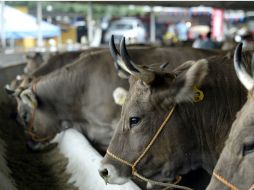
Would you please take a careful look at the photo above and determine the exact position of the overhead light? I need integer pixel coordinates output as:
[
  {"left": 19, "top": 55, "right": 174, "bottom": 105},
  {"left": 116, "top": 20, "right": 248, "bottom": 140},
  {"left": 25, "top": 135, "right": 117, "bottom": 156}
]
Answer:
[
  {"left": 46, "top": 5, "right": 53, "bottom": 12},
  {"left": 128, "top": 5, "right": 135, "bottom": 10},
  {"left": 143, "top": 6, "right": 151, "bottom": 12},
  {"left": 186, "top": 21, "right": 192, "bottom": 28},
  {"left": 153, "top": 6, "right": 163, "bottom": 12}
]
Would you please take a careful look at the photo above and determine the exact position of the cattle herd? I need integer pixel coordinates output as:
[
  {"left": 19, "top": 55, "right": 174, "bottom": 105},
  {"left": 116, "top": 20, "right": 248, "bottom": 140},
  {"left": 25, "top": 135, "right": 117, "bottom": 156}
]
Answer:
[{"left": 2, "top": 36, "right": 254, "bottom": 190}]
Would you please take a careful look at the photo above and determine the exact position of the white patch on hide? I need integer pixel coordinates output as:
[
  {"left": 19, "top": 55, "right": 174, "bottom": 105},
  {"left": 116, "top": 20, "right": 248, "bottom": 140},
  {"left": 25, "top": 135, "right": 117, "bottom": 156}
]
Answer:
[{"left": 53, "top": 129, "right": 141, "bottom": 190}]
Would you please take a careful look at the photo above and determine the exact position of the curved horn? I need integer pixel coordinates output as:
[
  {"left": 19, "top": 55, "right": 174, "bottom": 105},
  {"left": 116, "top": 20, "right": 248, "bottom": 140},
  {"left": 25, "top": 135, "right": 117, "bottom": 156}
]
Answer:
[
  {"left": 4, "top": 84, "right": 24, "bottom": 97},
  {"left": 4, "top": 84, "right": 15, "bottom": 96},
  {"left": 252, "top": 53, "right": 254, "bottom": 77},
  {"left": 160, "top": 62, "right": 169, "bottom": 70},
  {"left": 234, "top": 43, "right": 254, "bottom": 90},
  {"left": 109, "top": 35, "right": 130, "bottom": 79},
  {"left": 120, "top": 37, "right": 140, "bottom": 73},
  {"left": 120, "top": 37, "right": 155, "bottom": 84},
  {"left": 109, "top": 35, "right": 121, "bottom": 69}
]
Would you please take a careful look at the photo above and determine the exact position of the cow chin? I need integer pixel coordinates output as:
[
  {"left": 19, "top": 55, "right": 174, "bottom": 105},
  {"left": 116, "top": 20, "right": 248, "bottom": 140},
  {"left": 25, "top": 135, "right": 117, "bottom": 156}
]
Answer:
[
  {"left": 26, "top": 138, "right": 57, "bottom": 152},
  {"left": 107, "top": 175, "right": 129, "bottom": 185},
  {"left": 98, "top": 164, "right": 130, "bottom": 185}
]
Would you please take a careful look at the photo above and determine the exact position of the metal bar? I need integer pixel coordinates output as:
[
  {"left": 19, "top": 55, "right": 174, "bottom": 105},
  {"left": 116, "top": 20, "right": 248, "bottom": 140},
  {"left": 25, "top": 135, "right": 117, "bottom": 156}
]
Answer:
[
  {"left": 0, "top": 1, "right": 6, "bottom": 49},
  {"left": 87, "top": 1, "right": 93, "bottom": 45},
  {"left": 150, "top": 6, "right": 156, "bottom": 43},
  {"left": 37, "top": 1, "right": 43, "bottom": 50}
]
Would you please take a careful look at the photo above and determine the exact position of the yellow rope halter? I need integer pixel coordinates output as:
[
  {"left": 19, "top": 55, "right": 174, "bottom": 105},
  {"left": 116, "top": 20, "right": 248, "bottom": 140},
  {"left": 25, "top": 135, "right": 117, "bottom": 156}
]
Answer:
[
  {"left": 26, "top": 81, "right": 54, "bottom": 143},
  {"left": 213, "top": 171, "right": 254, "bottom": 190}
]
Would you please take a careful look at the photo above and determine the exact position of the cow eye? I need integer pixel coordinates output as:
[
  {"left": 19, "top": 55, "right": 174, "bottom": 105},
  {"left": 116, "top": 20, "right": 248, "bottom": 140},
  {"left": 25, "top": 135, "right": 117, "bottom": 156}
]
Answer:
[
  {"left": 20, "top": 110, "right": 28, "bottom": 121},
  {"left": 129, "top": 117, "right": 141, "bottom": 128},
  {"left": 22, "top": 112, "right": 28, "bottom": 122},
  {"left": 243, "top": 141, "right": 254, "bottom": 156}
]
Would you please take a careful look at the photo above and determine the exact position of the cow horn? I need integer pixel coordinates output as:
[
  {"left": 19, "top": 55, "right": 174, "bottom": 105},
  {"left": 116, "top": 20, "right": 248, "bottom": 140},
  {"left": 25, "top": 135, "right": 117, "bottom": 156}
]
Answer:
[
  {"left": 109, "top": 35, "right": 130, "bottom": 79},
  {"left": 234, "top": 43, "right": 254, "bottom": 90},
  {"left": 120, "top": 37, "right": 155, "bottom": 84},
  {"left": 160, "top": 62, "right": 169, "bottom": 70},
  {"left": 4, "top": 85, "right": 23, "bottom": 97},
  {"left": 109, "top": 35, "right": 120, "bottom": 69},
  {"left": 4, "top": 84, "right": 16, "bottom": 96},
  {"left": 20, "top": 88, "right": 37, "bottom": 108},
  {"left": 120, "top": 37, "right": 140, "bottom": 73}
]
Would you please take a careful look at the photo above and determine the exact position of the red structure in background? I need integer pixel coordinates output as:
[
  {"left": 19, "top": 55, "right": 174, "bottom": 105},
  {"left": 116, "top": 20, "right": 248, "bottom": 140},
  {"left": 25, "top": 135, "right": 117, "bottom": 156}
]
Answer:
[{"left": 211, "top": 9, "right": 224, "bottom": 40}]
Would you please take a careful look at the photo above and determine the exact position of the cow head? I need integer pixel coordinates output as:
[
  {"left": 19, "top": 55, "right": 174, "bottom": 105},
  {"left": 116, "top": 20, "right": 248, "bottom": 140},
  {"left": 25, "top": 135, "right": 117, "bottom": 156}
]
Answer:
[
  {"left": 24, "top": 52, "right": 43, "bottom": 74},
  {"left": 5, "top": 75, "right": 33, "bottom": 97},
  {"left": 17, "top": 84, "right": 64, "bottom": 151},
  {"left": 99, "top": 37, "right": 208, "bottom": 185},
  {"left": 207, "top": 43, "right": 254, "bottom": 190}
]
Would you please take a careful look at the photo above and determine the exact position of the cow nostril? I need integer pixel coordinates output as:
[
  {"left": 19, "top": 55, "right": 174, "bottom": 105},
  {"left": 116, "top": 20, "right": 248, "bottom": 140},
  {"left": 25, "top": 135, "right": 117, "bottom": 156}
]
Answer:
[
  {"left": 22, "top": 113, "right": 28, "bottom": 123},
  {"left": 99, "top": 168, "right": 109, "bottom": 178}
]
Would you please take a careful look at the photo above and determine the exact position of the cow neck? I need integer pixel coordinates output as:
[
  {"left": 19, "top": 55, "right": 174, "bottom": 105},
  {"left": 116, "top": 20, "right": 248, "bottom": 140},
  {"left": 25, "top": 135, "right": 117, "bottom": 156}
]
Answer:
[
  {"left": 179, "top": 94, "right": 244, "bottom": 172},
  {"left": 34, "top": 66, "right": 87, "bottom": 118},
  {"left": 182, "top": 102, "right": 217, "bottom": 171},
  {"left": 176, "top": 77, "right": 247, "bottom": 174},
  {"left": 173, "top": 103, "right": 205, "bottom": 169}
]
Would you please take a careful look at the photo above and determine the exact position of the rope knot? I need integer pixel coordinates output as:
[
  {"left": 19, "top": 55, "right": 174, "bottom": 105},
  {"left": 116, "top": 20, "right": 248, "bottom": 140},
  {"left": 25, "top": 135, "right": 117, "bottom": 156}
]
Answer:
[{"left": 131, "top": 166, "right": 137, "bottom": 175}]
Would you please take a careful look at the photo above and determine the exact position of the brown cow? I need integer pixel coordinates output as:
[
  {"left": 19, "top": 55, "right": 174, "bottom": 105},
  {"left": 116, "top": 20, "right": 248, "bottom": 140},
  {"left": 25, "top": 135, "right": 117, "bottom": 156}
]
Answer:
[
  {"left": 24, "top": 52, "right": 44, "bottom": 74},
  {"left": 207, "top": 43, "right": 254, "bottom": 190},
  {"left": 99, "top": 39, "right": 251, "bottom": 189}
]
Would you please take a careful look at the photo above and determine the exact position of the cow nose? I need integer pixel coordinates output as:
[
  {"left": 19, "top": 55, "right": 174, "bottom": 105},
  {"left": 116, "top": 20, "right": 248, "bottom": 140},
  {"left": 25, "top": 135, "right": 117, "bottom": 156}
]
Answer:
[
  {"left": 99, "top": 164, "right": 129, "bottom": 184},
  {"left": 99, "top": 167, "right": 109, "bottom": 178},
  {"left": 26, "top": 139, "right": 42, "bottom": 151}
]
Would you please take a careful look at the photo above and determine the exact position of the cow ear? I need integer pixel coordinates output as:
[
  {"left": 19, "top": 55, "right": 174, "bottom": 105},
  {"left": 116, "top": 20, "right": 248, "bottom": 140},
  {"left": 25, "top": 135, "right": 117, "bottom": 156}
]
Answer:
[
  {"left": 112, "top": 87, "right": 128, "bottom": 106},
  {"left": 171, "top": 59, "right": 208, "bottom": 103}
]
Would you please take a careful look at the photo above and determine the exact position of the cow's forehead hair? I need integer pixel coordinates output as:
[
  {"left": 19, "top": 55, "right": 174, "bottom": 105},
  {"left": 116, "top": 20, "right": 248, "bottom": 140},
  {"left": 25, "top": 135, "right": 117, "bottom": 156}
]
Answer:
[{"left": 128, "top": 79, "right": 151, "bottom": 103}]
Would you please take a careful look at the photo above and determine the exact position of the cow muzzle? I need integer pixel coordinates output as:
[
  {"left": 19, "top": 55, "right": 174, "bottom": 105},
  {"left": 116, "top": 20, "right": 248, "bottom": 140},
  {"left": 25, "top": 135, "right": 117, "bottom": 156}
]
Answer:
[
  {"left": 98, "top": 163, "right": 129, "bottom": 185},
  {"left": 26, "top": 137, "right": 57, "bottom": 152}
]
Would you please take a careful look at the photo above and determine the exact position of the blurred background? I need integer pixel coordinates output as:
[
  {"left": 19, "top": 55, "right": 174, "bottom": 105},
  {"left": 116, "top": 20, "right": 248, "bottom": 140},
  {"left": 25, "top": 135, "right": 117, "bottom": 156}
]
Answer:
[
  {"left": 1, "top": 1, "right": 254, "bottom": 65},
  {"left": 1, "top": 2, "right": 254, "bottom": 190}
]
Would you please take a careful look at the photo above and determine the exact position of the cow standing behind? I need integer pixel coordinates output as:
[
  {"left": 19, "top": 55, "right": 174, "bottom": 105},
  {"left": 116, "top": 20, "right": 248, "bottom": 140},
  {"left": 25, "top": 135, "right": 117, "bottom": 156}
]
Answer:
[
  {"left": 5, "top": 49, "right": 88, "bottom": 95},
  {"left": 24, "top": 52, "right": 44, "bottom": 74},
  {"left": 207, "top": 44, "right": 254, "bottom": 190},
  {"left": 7, "top": 52, "right": 45, "bottom": 91},
  {"left": 99, "top": 39, "right": 252, "bottom": 189}
]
